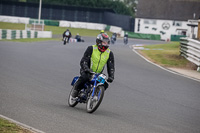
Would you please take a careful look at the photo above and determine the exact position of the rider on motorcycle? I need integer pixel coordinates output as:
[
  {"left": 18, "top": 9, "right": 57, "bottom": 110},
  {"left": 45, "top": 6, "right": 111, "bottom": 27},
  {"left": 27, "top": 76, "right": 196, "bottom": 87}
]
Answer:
[
  {"left": 124, "top": 32, "right": 128, "bottom": 38},
  {"left": 63, "top": 29, "right": 72, "bottom": 43},
  {"left": 111, "top": 33, "right": 117, "bottom": 44},
  {"left": 71, "top": 33, "right": 115, "bottom": 98},
  {"left": 124, "top": 32, "right": 128, "bottom": 44}
]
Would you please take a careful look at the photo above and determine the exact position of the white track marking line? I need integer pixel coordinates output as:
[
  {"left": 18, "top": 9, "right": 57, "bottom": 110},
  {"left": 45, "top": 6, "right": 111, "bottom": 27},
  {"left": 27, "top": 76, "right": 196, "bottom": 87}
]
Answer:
[
  {"left": 0, "top": 114, "right": 45, "bottom": 133},
  {"left": 130, "top": 45, "right": 200, "bottom": 82}
]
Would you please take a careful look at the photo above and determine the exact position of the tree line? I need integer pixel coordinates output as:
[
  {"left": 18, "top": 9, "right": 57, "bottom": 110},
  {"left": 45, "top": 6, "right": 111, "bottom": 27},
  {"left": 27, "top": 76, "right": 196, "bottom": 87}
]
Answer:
[{"left": 17, "top": 0, "right": 136, "bottom": 16}]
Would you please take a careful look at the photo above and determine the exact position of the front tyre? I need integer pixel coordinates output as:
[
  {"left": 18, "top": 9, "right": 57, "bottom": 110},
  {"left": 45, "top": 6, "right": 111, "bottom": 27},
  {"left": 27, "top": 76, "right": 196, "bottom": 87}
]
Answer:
[
  {"left": 63, "top": 37, "right": 67, "bottom": 45},
  {"left": 68, "top": 86, "right": 78, "bottom": 107},
  {"left": 86, "top": 86, "right": 105, "bottom": 113}
]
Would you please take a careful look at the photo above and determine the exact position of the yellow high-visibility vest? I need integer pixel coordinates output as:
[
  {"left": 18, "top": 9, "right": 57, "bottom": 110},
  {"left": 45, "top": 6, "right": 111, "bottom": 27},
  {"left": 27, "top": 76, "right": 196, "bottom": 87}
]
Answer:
[{"left": 90, "top": 45, "right": 110, "bottom": 73}]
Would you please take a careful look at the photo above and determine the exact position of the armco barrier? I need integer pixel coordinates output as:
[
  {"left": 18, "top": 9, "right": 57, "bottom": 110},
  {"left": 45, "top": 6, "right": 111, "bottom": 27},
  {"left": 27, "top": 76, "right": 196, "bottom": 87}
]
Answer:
[
  {"left": 0, "top": 29, "right": 52, "bottom": 40},
  {"left": 59, "top": 21, "right": 106, "bottom": 30},
  {"left": 109, "top": 26, "right": 122, "bottom": 34},
  {"left": 0, "top": 15, "right": 29, "bottom": 24},
  {"left": 59, "top": 20, "right": 124, "bottom": 36},
  {"left": 180, "top": 38, "right": 200, "bottom": 72}
]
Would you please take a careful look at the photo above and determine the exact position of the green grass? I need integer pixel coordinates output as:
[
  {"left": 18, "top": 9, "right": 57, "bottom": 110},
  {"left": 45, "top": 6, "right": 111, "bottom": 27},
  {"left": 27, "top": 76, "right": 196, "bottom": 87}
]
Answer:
[
  {"left": 0, "top": 22, "right": 25, "bottom": 30},
  {"left": 0, "top": 22, "right": 112, "bottom": 37},
  {"left": 1, "top": 38, "right": 60, "bottom": 42},
  {"left": 0, "top": 117, "right": 32, "bottom": 133},
  {"left": 138, "top": 42, "right": 192, "bottom": 68},
  {"left": 45, "top": 25, "right": 112, "bottom": 37}
]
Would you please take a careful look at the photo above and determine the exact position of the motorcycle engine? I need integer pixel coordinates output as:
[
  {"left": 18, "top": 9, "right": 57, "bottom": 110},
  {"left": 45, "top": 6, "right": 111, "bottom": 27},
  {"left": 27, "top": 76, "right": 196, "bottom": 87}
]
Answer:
[{"left": 80, "top": 92, "right": 87, "bottom": 100}]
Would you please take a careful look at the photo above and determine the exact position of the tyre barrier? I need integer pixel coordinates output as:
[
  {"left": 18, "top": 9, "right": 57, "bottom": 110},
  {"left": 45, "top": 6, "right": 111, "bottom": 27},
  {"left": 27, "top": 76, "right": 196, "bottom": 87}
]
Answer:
[{"left": 0, "top": 29, "right": 52, "bottom": 40}]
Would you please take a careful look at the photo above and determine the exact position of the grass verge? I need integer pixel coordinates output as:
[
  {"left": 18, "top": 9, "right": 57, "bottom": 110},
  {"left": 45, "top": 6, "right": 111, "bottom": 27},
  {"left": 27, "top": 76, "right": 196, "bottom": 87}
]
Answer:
[
  {"left": 0, "top": 22, "right": 25, "bottom": 30},
  {"left": 0, "top": 117, "right": 33, "bottom": 133},
  {"left": 1, "top": 38, "right": 60, "bottom": 42},
  {"left": 0, "top": 22, "right": 112, "bottom": 37},
  {"left": 45, "top": 25, "right": 113, "bottom": 37},
  {"left": 0, "top": 22, "right": 112, "bottom": 42},
  {"left": 137, "top": 42, "right": 196, "bottom": 69}
]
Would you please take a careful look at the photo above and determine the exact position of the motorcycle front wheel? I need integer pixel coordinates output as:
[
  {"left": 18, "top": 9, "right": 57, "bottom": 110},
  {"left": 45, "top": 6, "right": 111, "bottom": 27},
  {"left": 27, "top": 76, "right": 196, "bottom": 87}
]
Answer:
[
  {"left": 68, "top": 86, "right": 78, "bottom": 107},
  {"left": 86, "top": 86, "right": 105, "bottom": 113},
  {"left": 63, "top": 37, "right": 67, "bottom": 45}
]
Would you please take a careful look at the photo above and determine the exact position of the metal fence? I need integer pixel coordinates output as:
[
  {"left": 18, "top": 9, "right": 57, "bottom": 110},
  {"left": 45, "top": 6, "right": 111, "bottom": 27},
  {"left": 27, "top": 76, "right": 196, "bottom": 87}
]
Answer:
[
  {"left": 0, "top": 1, "right": 135, "bottom": 31},
  {"left": 180, "top": 38, "right": 200, "bottom": 72}
]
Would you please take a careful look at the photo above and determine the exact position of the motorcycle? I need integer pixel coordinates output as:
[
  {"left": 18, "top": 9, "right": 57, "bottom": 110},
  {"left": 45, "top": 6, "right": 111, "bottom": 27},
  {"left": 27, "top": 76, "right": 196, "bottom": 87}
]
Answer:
[
  {"left": 124, "top": 36, "right": 128, "bottom": 45},
  {"left": 111, "top": 35, "right": 116, "bottom": 44},
  {"left": 68, "top": 72, "right": 108, "bottom": 113},
  {"left": 63, "top": 32, "right": 70, "bottom": 45}
]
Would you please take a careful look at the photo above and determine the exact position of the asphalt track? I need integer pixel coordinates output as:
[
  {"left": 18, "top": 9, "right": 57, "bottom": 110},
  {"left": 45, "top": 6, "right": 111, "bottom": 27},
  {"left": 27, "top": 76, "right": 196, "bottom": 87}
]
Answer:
[{"left": 0, "top": 37, "right": 200, "bottom": 133}]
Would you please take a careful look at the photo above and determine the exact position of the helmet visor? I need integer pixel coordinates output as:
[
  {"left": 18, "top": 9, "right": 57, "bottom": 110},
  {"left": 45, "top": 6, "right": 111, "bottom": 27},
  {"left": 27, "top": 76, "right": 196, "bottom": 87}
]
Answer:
[
  {"left": 99, "top": 44, "right": 109, "bottom": 51},
  {"left": 102, "top": 39, "right": 110, "bottom": 46}
]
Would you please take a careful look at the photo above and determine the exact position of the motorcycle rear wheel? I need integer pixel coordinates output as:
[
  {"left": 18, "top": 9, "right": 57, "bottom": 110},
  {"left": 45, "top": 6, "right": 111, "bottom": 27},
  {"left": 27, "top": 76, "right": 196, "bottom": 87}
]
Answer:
[
  {"left": 86, "top": 86, "right": 105, "bottom": 113},
  {"left": 68, "top": 86, "right": 78, "bottom": 107}
]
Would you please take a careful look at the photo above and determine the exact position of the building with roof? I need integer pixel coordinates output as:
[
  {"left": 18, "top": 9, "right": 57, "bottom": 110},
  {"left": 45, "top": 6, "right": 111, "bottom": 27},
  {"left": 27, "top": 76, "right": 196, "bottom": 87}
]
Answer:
[{"left": 135, "top": 0, "right": 200, "bottom": 41}]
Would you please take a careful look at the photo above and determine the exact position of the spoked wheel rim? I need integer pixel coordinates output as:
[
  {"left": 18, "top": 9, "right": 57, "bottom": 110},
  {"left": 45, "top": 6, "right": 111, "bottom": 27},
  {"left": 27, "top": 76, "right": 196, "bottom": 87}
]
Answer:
[
  {"left": 86, "top": 86, "right": 104, "bottom": 113},
  {"left": 87, "top": 95, "right": 98, "bottom": 111},
  {"left": 69, "top": 95, "right": 77, "bottom": 105},
  {"left": 68, "top": 86, "right": 78, "bottom": 107}
]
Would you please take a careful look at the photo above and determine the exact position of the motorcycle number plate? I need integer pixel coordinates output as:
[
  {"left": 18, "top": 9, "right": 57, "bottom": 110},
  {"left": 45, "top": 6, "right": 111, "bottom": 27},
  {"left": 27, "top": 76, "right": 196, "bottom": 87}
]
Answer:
[{"left": 97, "top": 74, "right": 106, "bottom": 83}]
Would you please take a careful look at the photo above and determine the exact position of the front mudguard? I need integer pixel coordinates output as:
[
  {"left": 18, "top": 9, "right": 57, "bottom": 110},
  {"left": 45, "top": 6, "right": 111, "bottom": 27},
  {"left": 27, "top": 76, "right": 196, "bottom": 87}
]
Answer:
[
  {"left": 71, "top": 76, "right": 79, "bottom": 86},
  {"left": 96, "top": 82, "right": 109, "bottom": 90}
]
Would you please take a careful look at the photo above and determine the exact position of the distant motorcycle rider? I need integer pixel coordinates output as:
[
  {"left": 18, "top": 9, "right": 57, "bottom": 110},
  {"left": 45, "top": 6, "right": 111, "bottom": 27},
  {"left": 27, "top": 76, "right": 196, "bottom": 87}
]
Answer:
[
  {"left": 75, "top": 33, "right": 81, "bottom": 42},
  {"left": 124, "top": 32, "right": 128, "bottom": 38},
  {"left": 111, "top": 33, "right": 117, "bottom": 44},
  {"left": 63, "top": 29, "right": 72, "bottom": 43},
  {"left": 100, "top": 30, "right": 104, "bottom": 34},
  {"left": 71, "top": 33, "right": 115, "bottom": 98},
  {"left": 124, "top": 32, "right": 128, "bottom": 44}
]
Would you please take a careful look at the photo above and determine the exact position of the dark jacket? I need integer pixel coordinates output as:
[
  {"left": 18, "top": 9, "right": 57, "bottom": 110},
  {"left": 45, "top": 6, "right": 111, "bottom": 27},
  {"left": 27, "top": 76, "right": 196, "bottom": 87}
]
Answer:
[
  {"left": 80, "top": 45, "right": 115, "bottom": 80},
  {"left": 63, "top": 31, "right": 72, "bottom": 38},
  {"left": 124, "top": 34, "right": 128, "bottom": 38},
  {"left": 75, "top": 35, "right": 81, "bottom": 42}
]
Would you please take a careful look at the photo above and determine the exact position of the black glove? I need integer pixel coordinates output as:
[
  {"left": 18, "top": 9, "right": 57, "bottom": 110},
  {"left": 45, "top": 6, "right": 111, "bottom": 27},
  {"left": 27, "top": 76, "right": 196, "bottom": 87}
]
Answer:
[
  {"left": 107, "top": 77, "right": 114, "bottom": 83},
  {"left": 85, "top": 68, "right": 93, "bottom": 74}
]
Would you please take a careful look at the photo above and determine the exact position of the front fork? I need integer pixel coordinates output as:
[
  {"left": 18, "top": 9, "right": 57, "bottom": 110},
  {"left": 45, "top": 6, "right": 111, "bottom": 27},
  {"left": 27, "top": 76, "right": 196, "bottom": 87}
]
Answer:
[
  {"left": 91, "top": 80, "right": 102, "bottom": 100},
  {"left": 91, "top": 80, "right": 97, "bottom": 97}
]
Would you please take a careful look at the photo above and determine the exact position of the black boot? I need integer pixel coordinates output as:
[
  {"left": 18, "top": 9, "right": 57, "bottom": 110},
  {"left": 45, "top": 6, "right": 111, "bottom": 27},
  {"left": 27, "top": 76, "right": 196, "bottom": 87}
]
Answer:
[
  {"left": 71, "top": 89, "right": 78, "bottom": 98},
  {"left": 71, "top": 80, "right": 82, "bottom": 98},
  {"left": 71, "top": 72, "right": 89, "bottom": 98}
]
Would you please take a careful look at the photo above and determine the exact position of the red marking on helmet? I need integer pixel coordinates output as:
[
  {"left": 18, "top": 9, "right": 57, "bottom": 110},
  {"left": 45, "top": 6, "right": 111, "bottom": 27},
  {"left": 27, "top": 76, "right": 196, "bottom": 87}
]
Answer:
[{"left": 102, "top": 33, "right": 108, "bottom": 38}]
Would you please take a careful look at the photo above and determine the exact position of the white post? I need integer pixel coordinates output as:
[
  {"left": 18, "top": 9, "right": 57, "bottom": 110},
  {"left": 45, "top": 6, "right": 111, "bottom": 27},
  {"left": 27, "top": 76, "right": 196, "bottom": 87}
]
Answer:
[{"left": 38, "top": 0, "right": 42, "bottom": 24}]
